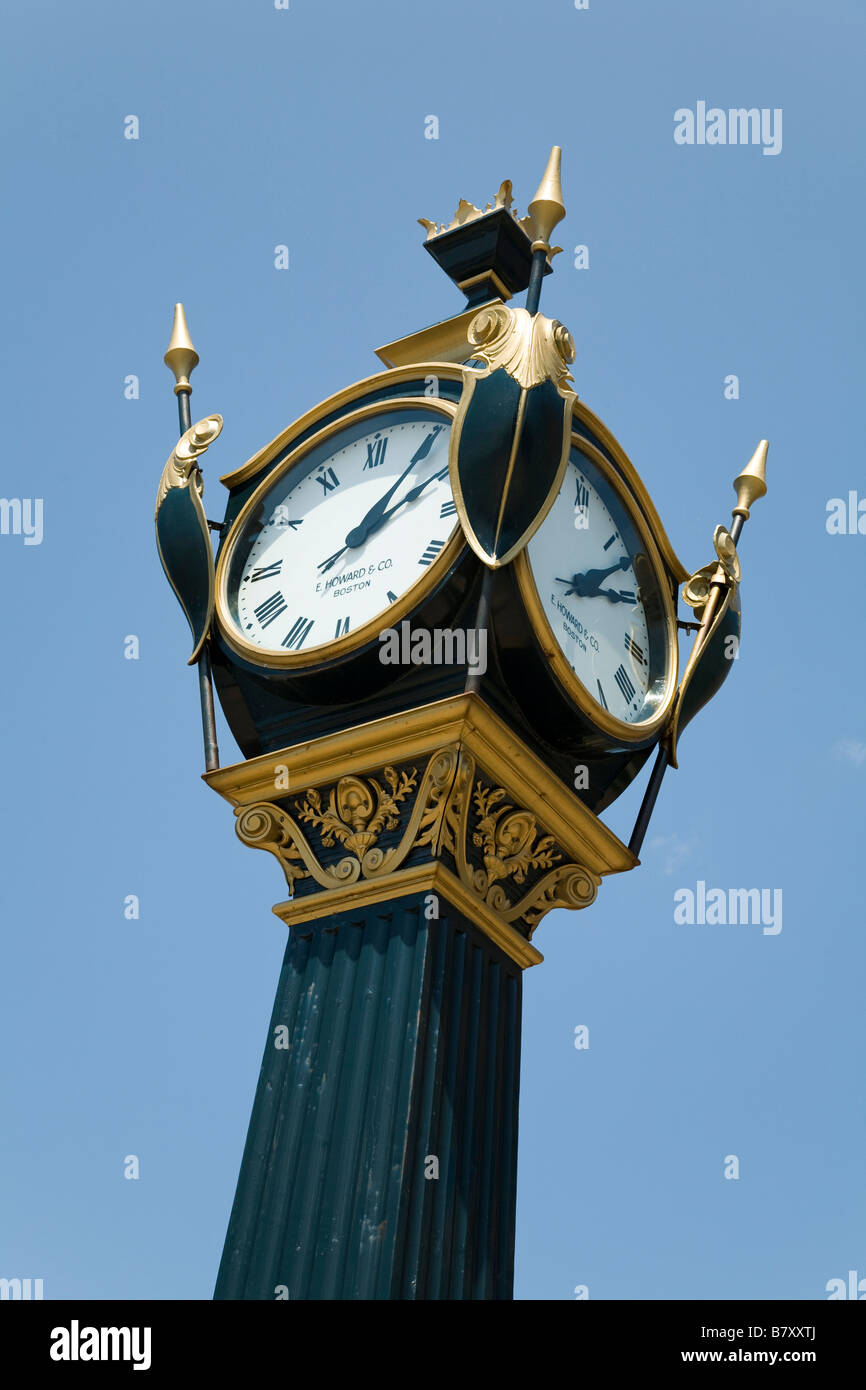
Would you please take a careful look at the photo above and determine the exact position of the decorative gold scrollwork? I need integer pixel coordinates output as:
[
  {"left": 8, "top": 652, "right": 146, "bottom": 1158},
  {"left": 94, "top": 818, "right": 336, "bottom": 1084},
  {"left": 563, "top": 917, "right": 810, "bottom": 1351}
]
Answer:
[
  {"left": 155, "top": 414, "right": 223, "bottom": 514},
  {"left": 682, "top": 524, "right": 740, "bottom": 614},
  {"left": 467, "top": 304, "right": 575, "bottom": 390},
  {"left": 235, "top": 745, "right": 600, "bottom": 935},
  {"left": 235, "top": 750, "right": 457, "bottom": 893},
  {"left": 441, "top": 751, "right": 599, "bottom": 934}
]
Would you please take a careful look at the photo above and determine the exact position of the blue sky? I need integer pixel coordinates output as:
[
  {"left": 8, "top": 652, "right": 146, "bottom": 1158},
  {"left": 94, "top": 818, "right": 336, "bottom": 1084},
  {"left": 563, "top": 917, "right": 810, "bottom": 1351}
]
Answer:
[{"left": 1, "top": 0, "right": 863, "bottom": 1300}]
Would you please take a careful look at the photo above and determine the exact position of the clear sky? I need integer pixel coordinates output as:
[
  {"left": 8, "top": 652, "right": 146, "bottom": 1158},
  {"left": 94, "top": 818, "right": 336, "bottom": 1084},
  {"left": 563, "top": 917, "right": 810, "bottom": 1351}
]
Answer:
[{"left": 1, "top": 0, "right": 863, "bottom": 1301}]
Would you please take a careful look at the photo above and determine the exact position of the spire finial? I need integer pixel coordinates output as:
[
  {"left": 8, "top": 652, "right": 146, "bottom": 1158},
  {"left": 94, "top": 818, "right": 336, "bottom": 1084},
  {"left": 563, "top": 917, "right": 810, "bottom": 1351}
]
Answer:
[
  {"left": 164, "top": 303, "right": 199, "bottom": 396},
  {"left": 528, "top": 145, "right": 565, "bottom": 249},
  {"left": 732, "top": 439, "right": 769, "bottom": 519}
]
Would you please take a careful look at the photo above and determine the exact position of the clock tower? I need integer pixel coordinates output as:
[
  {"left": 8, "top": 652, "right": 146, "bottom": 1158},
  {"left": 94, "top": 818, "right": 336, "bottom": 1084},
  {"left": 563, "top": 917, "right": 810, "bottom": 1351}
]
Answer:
[{"left": 155, "top": 148, "right": 767, "bottom": 1300}]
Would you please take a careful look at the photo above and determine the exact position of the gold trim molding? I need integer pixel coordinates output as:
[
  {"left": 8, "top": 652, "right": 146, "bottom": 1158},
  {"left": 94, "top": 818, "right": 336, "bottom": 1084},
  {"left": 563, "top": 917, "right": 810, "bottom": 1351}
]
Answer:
[
  {"left": 375, "top": 311, "right": 504, "bottom": 369},
  {"left": 204, "top": 694, "right": 636, "bottom": 968},
  {"left": 571, "top": 399, "right": 689, "bottom": 585},
  {"left": 220, "top": 363, "right": 466, "bottom": 490},
  {"left": 271, "top": 862, "right": 544, "bottom": 970}
]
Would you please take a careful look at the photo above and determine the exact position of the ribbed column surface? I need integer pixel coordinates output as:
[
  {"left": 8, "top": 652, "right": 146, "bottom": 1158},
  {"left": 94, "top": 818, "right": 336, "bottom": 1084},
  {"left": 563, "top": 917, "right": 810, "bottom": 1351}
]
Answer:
[{"left": 214, "top": 892, "right": 522, "bottom": 1300}]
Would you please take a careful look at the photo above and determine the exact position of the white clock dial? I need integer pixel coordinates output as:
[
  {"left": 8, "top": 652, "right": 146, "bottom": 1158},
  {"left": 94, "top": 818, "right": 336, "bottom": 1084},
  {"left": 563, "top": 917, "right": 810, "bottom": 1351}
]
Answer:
[
  {"left": 224, "top": 408, "right": 458, "bottom": 658},
  {"left": 526, "top": 449, "right": 671, "bottom": 726}
]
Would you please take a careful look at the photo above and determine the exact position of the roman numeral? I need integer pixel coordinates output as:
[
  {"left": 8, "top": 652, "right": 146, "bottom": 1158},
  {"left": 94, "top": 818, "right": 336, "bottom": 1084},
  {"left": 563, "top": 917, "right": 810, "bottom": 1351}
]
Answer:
[
  {"left": 334, "top": 616, "right": 350, "bottom": 638},
  {"left": 603, "top": 534, "right": 617, "bottom": 551},
  {"left": 363, "top": 435, "right": 388, "bottom": 470},
  {"left": 386, "top": 590, "right": 398, "bottom": 603},
  {"left": 597, "top": 680, "right": 608, "bottom": 711},
  {"left": 281, "top": 616, "right": 314, "bottom": 650},
  {"left": 254, "top": 591, "right": 288, "bottom": 629},
  {"left": 248, "top": 560, "right": 282, "bottom": 583},
  {"left": 617, "top": 590, "right": 637, "bottom": 605},
  {"left": 433, "top": 465, "right": 449, "bottom": 482},
  {"left": 272, "top": 508, "right": 303, "bottom": 530},
  {"left": 440, "top": 500, "right": 457, "bottom": 518},
  {"left": 625, "top": 633, "right": 646, "bottom": 664},
  {"left": 418, "top": 539, "right": 445, "bottom": 566},
  {"left": 614, "top": 664, "right": 637, "bottom": 704},
  {"left": 315, "top": 468, "right": 340, "bottom": 493},
  {"left": 574, "top": 476, "right": 590, "bottom": 511}
]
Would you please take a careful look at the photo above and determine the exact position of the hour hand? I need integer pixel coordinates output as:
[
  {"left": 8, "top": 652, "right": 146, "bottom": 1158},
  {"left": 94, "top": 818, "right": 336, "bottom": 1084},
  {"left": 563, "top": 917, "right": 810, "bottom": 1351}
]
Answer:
[
  {"left": 318, "top": 463, "right": 449, "bottom": 573},
  {"left": 555, "top": 556, "right": 629, "bottom": 598},
  {"left": 344, "top": 426, "right": 445, "bottom": 549}
]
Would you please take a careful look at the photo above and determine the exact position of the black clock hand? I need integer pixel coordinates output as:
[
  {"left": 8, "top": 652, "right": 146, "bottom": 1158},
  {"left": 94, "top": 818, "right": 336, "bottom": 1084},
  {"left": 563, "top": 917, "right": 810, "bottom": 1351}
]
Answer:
[
  {"left": 344, "top": 426, "right": 444, "bottom": 549},
  {"left": 374, "top": 465, "right": 449, "bottom": 523},
  {"left": 555, "top": 556, "right": 630, "bottom": 598},
  {"left": 317, "top": 465, "right": 449, "bottom": 574},
  {"left": 597, "top": 587, "right": 637, "bottom": 604}
]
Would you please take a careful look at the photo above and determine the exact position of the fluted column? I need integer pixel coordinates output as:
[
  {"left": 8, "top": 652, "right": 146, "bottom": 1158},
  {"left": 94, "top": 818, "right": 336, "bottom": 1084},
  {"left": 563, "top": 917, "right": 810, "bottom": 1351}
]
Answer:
[{"left": 214, "top": 891, "right": 522, "bottom": 1300}]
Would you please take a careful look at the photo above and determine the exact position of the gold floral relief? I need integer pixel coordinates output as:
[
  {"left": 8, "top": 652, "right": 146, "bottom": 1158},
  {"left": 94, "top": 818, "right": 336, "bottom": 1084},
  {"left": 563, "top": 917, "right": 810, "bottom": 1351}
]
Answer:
[{"left": 233, "top": 745, "right": 600, "bottom": 937}]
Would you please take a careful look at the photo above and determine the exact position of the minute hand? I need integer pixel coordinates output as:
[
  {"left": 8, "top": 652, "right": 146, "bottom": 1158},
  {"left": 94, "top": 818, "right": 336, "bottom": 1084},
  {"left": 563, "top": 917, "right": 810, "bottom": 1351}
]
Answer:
[
  {"left": 317, "top": 467, "right": 448, "bottom": 574},
  {"left": 344, "top": 427, "right": 443, "bottom": 548},
  {"left": 367, "top": 467, "right": 448, "bottom": 528}
]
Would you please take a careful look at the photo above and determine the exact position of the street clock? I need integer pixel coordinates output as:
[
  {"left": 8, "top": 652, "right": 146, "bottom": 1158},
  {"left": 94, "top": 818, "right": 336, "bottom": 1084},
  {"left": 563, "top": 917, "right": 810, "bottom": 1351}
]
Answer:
[{"left": 155, "top": 147, "right": 768, "bottom": 1301}]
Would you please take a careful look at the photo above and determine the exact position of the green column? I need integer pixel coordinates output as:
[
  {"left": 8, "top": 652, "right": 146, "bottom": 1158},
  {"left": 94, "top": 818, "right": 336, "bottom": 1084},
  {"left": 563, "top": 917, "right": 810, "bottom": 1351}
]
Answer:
[{"left": 214, "top": 890, "right": 522, "bottom": 1300}]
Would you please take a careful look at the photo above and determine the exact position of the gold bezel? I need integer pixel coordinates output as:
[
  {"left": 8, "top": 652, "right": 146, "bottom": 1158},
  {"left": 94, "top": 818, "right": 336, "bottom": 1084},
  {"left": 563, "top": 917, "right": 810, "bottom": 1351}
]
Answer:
[
  {"left": 514, "top": 433, "right": 679, "bottom": 743},
  {"left": 571, "top": 399, "right": 689, "bottom": 584},
  {"left": 219, "top": 363, "right": 466, "bottom": 489},
  {"left": 215, "top": 394, "right": 464, "bottom": 669}
]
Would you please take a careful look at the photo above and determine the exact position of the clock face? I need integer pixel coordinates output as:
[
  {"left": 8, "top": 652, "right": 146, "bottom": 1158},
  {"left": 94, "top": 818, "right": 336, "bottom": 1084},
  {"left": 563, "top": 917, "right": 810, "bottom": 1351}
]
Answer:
[
  {"left": 219, "top": 403, "right": 460, "bottom": 664},
  {"left": 523, "top": 442, "right": 675, "bottom": 733}
]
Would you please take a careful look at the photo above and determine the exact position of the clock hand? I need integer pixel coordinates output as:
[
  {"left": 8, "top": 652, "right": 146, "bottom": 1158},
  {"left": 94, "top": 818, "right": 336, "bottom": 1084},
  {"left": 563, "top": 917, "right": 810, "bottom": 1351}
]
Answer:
[
  {"left": 597, "top": 587, "right": 637, "bottom": 604},
  {"left": 343, "top": 426, "right": 444, "bottom": 549},
  {"left": 376, "top": 465, "right": 449, "bottom": 520},
  {"left": 316, "top": 465, "right": 450, "bottom": 575},
  {"left": 555, "top": 556, "right": 630, "bottom": 598}
]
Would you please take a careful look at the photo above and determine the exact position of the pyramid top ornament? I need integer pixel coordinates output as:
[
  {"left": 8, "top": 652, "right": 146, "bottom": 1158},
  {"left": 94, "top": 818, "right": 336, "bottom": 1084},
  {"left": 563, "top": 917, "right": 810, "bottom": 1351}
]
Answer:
[{"left": 417, "top": 147, "right": 564, "bottom": 309}]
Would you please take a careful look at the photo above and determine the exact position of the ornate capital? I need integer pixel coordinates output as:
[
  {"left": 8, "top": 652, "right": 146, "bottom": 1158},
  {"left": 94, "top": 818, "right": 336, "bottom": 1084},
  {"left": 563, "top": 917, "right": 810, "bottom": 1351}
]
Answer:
[
  {"left": 208, "top": 694, "right": 636, "bottom": 968},
  {"left": 234, "top": 745, "right": 601, "bottom": 949},
  {"left": 236, "top": 751, "right": 455, "bottom": 895}
]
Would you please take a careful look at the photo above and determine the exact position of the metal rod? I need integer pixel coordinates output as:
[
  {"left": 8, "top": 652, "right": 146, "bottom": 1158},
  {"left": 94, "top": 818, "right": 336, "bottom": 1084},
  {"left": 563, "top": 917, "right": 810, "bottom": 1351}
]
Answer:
[
  {"left": 465, "top": 567, "right": 493, "bottom": 697},
  {"left": 525, "top": 249, "right": 547, "bottom": 317},
  {"left": 627, "top": 442, "right": 767, "bottom": 858},
  {"left": 177, "top": 387, "right": 191, "bottom": 435},
  {"left": 628, "top": 745, "right": 670, "bottom": 858},
  {"left": 174, "top": 381, "right": 219, "bottom": 773},
  {"left": 627, "top": 501, "right": 752, "bottom": 856},
  {"left": 197, "top": 645, "right": 220, "bottom": 773}
]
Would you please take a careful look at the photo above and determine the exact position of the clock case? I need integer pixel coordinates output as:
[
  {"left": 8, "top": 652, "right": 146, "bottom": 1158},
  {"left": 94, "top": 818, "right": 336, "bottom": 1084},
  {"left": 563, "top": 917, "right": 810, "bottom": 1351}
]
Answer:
[{"left": 210, "top": 365, "right": 684, "bottom": 817}]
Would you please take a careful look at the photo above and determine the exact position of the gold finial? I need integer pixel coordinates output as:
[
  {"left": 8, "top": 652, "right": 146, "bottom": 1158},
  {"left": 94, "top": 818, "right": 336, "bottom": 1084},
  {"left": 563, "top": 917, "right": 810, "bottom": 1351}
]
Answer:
[
  {"left": 164, "top": 303, "right": 199, "bottom": 395},
  {"left": 732, "top": 439, "right": 769, "bottom": 518},
  {"left": 528, "top": 145, "right": 565, "bottom": 249}
]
